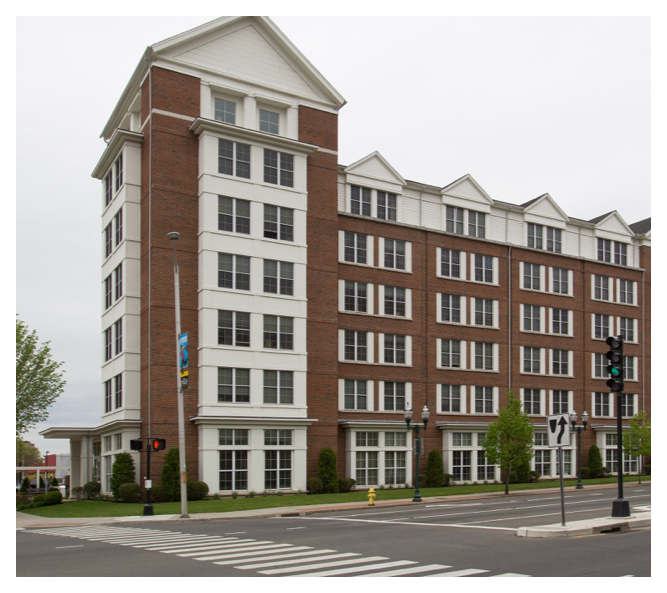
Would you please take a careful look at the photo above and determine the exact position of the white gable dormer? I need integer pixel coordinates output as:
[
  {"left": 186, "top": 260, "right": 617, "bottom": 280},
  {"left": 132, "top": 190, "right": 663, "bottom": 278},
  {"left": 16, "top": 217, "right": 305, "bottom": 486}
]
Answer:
[
  {"left": 523, "top": 193, "right": 569, "bottom": 228},
  {"left": 441, "top": 174, "right": 494, "bottom": 213},
  {"left": 343, "top": 152, "right": 405, "bottom": 221},
  {"left": 593, "top": 211, "right": 634, "bottom": 241}
]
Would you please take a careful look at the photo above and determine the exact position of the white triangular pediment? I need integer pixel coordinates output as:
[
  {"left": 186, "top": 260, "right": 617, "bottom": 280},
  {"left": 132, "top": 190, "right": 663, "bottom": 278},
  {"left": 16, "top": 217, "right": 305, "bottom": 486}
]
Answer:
[
  {"left": 344, "top": 152, "right": 405, "bottom": 187},
  {"left": 595, "top": 212, "right": 633, "bottom": 236},
  {"left": 155, "top": 17, "right": 343, "bottom": 107},
  {"left": 441, "top": 175, "right": 493, "bottom": 206},
  {"left": 524, "top": 194, "right": 569, "bottom": 223}
]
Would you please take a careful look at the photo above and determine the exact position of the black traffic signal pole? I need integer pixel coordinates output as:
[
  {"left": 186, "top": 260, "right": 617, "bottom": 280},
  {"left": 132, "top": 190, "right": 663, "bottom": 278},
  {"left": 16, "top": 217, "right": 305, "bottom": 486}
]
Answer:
[{"left": 145, "top": 445, "right": 153, "bottom": 516}]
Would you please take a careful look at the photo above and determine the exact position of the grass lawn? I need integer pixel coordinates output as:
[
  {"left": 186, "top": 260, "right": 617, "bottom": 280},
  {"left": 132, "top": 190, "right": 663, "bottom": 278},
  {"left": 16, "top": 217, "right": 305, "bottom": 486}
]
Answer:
[{"left": 18, "top": 475, "right": 649, "bottom": 519}]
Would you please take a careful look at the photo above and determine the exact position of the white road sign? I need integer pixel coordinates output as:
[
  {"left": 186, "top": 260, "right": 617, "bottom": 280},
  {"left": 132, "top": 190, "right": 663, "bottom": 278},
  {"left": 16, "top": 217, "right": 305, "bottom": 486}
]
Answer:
[{"left": 547, "top": 414, "right": 571, "bottom": 448}]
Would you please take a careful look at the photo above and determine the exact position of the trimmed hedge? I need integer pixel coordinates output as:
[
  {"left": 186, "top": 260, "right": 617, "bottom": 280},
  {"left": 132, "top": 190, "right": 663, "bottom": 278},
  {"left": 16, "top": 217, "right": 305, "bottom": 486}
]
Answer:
[
  {"left": 83, "top": 481, "right": 101, "bottom": 498},
  {"left": 118, "top": 483, "right": 141, "bottom": 503},
  {"left": 187, "top": 481, "right": 209, "bottom": 501},
  {"left": 318, "top": 447, "right": 338, "bottom": 493},
  {"left": 338, "top": 478, "right": 356, "bottom": 493},
  {"left": 425, "top": 449, "right": 445, "bottom": 487},
  {"left": 44, "top": 491, "right": 63, "bottom": 506},
  {"left": 307, "top": 477, "right": 323, "bottom": 494}
]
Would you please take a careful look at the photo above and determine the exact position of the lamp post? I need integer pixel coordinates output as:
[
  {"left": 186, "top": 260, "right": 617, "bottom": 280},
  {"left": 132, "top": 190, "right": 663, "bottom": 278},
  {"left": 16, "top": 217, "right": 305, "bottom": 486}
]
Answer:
[
  {"left": 44, "top": 450, "right": 49, "bottom": 493},
  {"left": 404, "top": 403, "right": 429, "bottom": 502},
  {"left": 168, "top": 231, "right": 189, "bottom": 518},
  {"left": 570, "top": 410, "right": 588, "bottom": 489}
]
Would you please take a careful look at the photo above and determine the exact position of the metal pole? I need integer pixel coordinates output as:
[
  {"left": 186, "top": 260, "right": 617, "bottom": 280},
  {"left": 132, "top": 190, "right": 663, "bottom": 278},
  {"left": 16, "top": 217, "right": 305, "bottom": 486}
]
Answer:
[
  {"left": 558, "top": 447, "right": 566, "bottom": 526},
  {"left": 575, "top": 427, "right": 583, "bottom": 489},
  {"left": 611, "top": 393, "right": 630, "bottom": 517},
  {"left": 144, "top": 447, "right": 153, "bottom": 516},
  {"left": 171, "top": 236, "right": 189, "bottom": 518},
  {"left": 413, "top": 425, "right": 421, "bottom": 503}
]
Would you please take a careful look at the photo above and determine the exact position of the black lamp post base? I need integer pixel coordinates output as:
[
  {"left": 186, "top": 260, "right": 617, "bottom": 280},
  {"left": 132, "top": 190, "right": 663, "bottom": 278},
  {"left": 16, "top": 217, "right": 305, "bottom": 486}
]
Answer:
[
  {"left": 143, "top": 504, "right": 154, "bottom": 516},
  {"left": 611, "top": 498, "right": 631, "bottom": 518}
]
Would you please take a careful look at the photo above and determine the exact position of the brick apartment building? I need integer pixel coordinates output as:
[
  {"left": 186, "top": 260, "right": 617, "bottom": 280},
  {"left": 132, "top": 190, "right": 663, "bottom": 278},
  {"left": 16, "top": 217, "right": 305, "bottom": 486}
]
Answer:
[{"left": 42, "top": 16, "right": 651, "bottom": 495}]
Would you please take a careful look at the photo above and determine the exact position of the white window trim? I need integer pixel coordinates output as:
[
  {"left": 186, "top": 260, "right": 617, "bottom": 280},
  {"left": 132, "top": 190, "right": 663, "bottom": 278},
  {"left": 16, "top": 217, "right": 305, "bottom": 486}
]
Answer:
[
  {"left": 437, "top": 338, "right": 467, "bottom": 370},
  {"left": 378, "top": 333, "right": 412, "bottom": 366},
  {"left": 338, "top": 329, "right": 374, "bottom": 363},
  {"left": 590, "top": 391, "right": 614, "bottom": 418},
  {"left": 437, "top": 293, "right": 467, "bottom": 326},
  {"left": 591, "top": 274, "right": 613, "bottom": 302},
  {"left": 520, "top": 262, "right": 546, "bottom": 292},
  {"left": 469, "top": 253, "right": 499, "bottom": 285},
  {"left": 616, "top": 316, "right": 638, "bottom": 343},
  {"left": 469, "top": 341, "right": 499, "bottom": 372},
  {"left": 548, "top": 349, "right": 574, "bottom": 377},
  {"left": 520, "top": 346, "right": 545, "bottom": 375},
  {"left": 437, "top": 384, "right": 467, "bottom": 414},
  {"left": 615, "top": 279, "right": 637, "bottom": 306},
  {"left": 470, "top": 297, "right": 499, "bottom": 329},
  {"left": 520, "top": 388, "right": 546, "bottom": 417},
  {"left": 469, "top": 385, "right": 499, "bottom": 416},
  {"left": 435, "top": 246, "right": 468, "bottom": 281},
  {"left": 549, "top": 390, "right": 573, "bottom": 415},
  {"left": 338, "top": 230, "right": 374, "bottom": 267},
  {"left": 338, "top": 378, "right": 374, "bottom": 412},
  {"left": 377, "top": 381, "right": 412, "bottom": 412},
  {"left": 378, "top": 237, "right": 412, "bottom": 273}
]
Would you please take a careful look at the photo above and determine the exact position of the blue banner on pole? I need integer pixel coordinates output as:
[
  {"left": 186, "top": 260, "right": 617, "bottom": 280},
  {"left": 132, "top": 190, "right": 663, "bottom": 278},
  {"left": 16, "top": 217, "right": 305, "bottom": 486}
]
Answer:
[{"left": 179, "top": 333, "right": 189, "bottom": 388}]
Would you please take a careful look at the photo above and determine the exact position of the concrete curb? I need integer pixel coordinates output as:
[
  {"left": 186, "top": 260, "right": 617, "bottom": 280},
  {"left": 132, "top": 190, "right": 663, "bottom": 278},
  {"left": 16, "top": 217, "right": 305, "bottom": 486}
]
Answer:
[{"left": 517, "top": 512, "right": 651, "bottom": 538}]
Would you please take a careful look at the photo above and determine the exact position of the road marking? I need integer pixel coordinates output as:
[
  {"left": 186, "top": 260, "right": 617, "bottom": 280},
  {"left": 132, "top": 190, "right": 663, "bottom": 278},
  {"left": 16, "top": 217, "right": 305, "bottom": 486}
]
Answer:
[
  {"left": 237, "top": 552, "right": 360, "bottom": 570},
  {"left": 225, "top": 531, "right": 246, "bottom": 535},
  {"left": 333, "top": 509, "right": 416, "bottom": 518},
  {"left": 492, "top": 573, "right": 531, "bottom": 577},
  {"left": 178, "top": 542, "right": 280, "bottom": 557},
  {"left": 287, "top": 516, "right": 516, "bottom": 531},
  {"left": 425, "top": 503, "right": 482, "bottom": 508},
  {"left": 428, "top": 568, "right": 489, "bottom": 577},
  {"left": 286, "top": 527, "right": 305, "bottom": 530},
  {"left": 211, "top": 547, "right": 321, "bottom": 564},
  {"left": 192, "top": 544, "right": 294, "bottom": 561},
  {"left": 515, "top": 500, "right": 598, "bottom": 510},
  {"left": 358, "top": 564, "right": 453, "bottom": 577},
  {"left": 259, "top": 555, "right": 391, "bottom": 575},
  {"left": 136, "top": 537, "right": 240, "bottom": 549},
  {"left": 288, "top": 560, "right": 415, "bottom": 577},
  {"left": 55, "top": 545, "right": 84, "bottom": 549},
  {"left": 460, "top": 507, "right": 606, "bottom": 524}
]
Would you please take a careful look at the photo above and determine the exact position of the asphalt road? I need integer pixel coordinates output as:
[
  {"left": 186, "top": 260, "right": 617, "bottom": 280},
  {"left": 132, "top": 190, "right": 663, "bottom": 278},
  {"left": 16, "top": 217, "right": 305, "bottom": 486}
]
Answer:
[{"left": 16, "top": 484, "right": 651, "bottom": 578}]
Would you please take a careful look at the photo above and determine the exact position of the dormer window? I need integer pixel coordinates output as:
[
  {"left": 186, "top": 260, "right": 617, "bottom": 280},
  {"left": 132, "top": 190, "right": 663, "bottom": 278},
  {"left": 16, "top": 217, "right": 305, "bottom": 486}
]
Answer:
[
  {"left": 259, "top": 109, "right": 280, "bottom": 135},
  {"left": 468, "top": 211, "right": 486, "bottom": 238},
  {"left": 528, "top": 223, "right": 561, "bottom": 253},
  {"left": 614, "top": 242, "right": 627, "bottom": 266},
  {"left": 597, "top": 239, "right": 628, "bottom": 265},
  {"left": 214, "top": 98, "right": 236, "bottom": 125},
  {"left": 446, "top": 206, "right": 464, "bottom": 235},
  {"left": 377, "top": 192, "right": 397, "bottom": 221},
  {"left": 114, "top": 154, "right": 123, "bottom": 192},
  {"left": 351, "top": 186, "right": 371, "bottom": 216}
]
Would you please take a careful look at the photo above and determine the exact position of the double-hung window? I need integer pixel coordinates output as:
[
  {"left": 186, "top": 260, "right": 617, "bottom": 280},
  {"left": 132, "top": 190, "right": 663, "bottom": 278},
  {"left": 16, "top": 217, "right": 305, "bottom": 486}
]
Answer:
[
  {"left": 384, "top": 286, "right": 406, "bottom": 317},
  {"left": 377, "top": 191, "right": 397, "bottom": 221},
  {"left": 524, "top": 305, "right": 541, "bottom": 332},
  {"left": 452, "top": 450, "right": 472, "bottom": 481},
  {"left": 104, "top": 275, "right": 112, "bottom": 310},
  {"left": 114, "top": 264, "right": 122, "bottom": 301},
  {"left": 263, "top": 316, "right": 293, "bottom": 350},
  {"left": 552, "top": 390, "right": 569, "bottom": 414},
  {"left": 264, "top": 205, "right": 293, "bottom": 241},
  {"left": 384, "top": 334, "right": 406, "bottom": 364},
  {"left": 440, "top": 249, "right": 460, "bottom": 278},
  {"left": 218, "top": 368, "right": 250, "bottom": 403},
  {"left": 114, "top": 154, "right": 123, "bottom": 191},
  {"left": 475, "top": 386, "right": 493, "bottom": 413},
  {"left": 264, "top": 450, "right": 292, "bottom": 490},
  {"left": 351, "top": 186, "right": 371, "bottom": 216},
  {"left": 114, "top": 209, "right": 123, "bottom": 247},
  {"left": 474, "top": 342, "right": 494, "bottom": 371},
  {"left": 441, "top": 294, "right": 461, "bottom": 323},
  {"left": 104, "top": 327, "right": 112, "bottom": 362},
  {"left": 344, "top": 281, "right": 367, "bottom": 313},
  {"left": 114, "top": 319, "right": 122, "bottom": 355},
  {"left": 552, "top": 349, "right": 569, "bottom": 375},
  {"left": 619, "top": 280, "right": 634, "bottom": 304},
  {"left": 594, "top": 275, "right": 610, "bottom": 300},
  {"left": 218, "top": 196, "right": 250, "bottom": 234},
  {"left": 546, "top": 227, "right": 562, "bottom": 253},
  {"left": 264, "top": 430, "right": 293, "bottom": 446},
  {"left": 474, "top": 255, "right": 493, "bottom": 283},
  {"left": 264, "top": 260, "right": 294, "bottom": 296},
  {"left": 219, "top": 450, "right": 248, "bottom": 491},
  {"left": 263, "top": 370, "right": 293, "bottom": 404},
  {"left": 105, "top": 172, "right": 113, "bottom": 207},
  {"left": 468, "top": 211, "right": 485, "bottom": 238},
  {"left": 383, "top": 382, "right": 406, "bottom": 411},
  {"left": 524, "top": 263, "right": 540, "bottom": 290},
  {"left": 344, "top": 380, "right": 367, "bottom": 410},
  {"left": 104, "top": 380, "right": 112, "bottom": 413},
  {"left": 595, "top": 392, "right": 610, "bottom": 417},
  {"left": 384, "top": 450, "right": 406, "bottom": 485},
  {"left": 441, "top": 339, "right": 461, "bottom": 368},
  {"left": 552, "top": 308, "right": 569, "bottom": 335},
  {"left": 528, "top": 223, "right": 543, "bottom": 249},
  {"left": 623, "top": 356, "right": 635, "bottom": 381},
  {"left": 104, "top": 224, "right": 113, "bottom": 258},
  {"left": 594, "top": 314, "right": 611, "bottom": 340},
  {"left": 593, "top": 353, "right": 605, "bottom": 378},
  {"left": 597, "top": 239, "right": 612, "bottom": 262},
  {"left": 446, "top": 206, "right": 464, "bottom": 234},
  {"left": 523, "top": 347, "right": 541, "bottom": 374},
  {"left": 264, "top": 149, "right": 294, "bottom": 187},
  {"left": 214, "top": 98, "right": 236, "bottom": 124},
  {"left": 218, "top": 310, "right": 250, "bottom": 347},
  {"left": 356, "top": 451, "right": 378, "bottom": 486},
  {"left": 615, "top": 243, "right": 628, "bottom": 266},
  {"left": 552, "top": 267, "right": 569, "bottom": 294},
  {"left": 441, "top": 385, "right": 461, "bottom": 412},
  {"left": 344, "top": 232, "right": 367, "bottom": 264},
  {"left": 218, "top": 139, "right": 251, "bottom": 179},
  {"left": 620, "top": 317, "right": 635, "bottom": 342},
  {"left": 384, "top": 239, "right": 406, "bottom": 270},
  {"left": 114, "top": 374, "right": 123, "bottom": 409},
  {"left": 218, "top": 254, "right": 250, "bottom": 290},
  {"left": 523, "top": 389, "right": 541, "bottom": 414},
  {"left": 474, "top": 299, "right": 493, "bottom": 327},
  {"left": 344, "top": 330, "right": 367, "bottom": 362},
  {"left": 620, "top": 394, "right": 634, "bottom": 417},
  {"left": 259, "top": 109, "right": 279, "bottom": 134}
]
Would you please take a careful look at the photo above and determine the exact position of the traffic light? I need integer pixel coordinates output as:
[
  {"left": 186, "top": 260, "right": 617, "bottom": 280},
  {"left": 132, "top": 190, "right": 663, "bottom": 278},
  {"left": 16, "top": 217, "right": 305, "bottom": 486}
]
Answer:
[
  {"left": 150, "top": 438, "right": 166, "bottom": 451},
  {"left": 130, "top": 439, "right": 143, "bottom": 451},
  {"left": 605, "top": 335, "right": 624, "bottom": 392}
]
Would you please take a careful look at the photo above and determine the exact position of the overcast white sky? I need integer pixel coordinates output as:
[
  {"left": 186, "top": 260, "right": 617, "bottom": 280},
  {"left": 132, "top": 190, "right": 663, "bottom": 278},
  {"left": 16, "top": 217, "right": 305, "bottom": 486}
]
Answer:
[{"left": 13, "top": 7, "right": 659, "bottom": 457}]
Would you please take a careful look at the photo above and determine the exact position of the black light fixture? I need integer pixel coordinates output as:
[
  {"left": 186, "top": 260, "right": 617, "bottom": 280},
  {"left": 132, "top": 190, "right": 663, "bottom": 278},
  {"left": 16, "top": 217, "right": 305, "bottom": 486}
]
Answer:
[
  {"left": 570, "top": 410, "right": 588, "bottom": 489},
  {"left": 404, "top": 403, "right": 429, "bottom": 502}
]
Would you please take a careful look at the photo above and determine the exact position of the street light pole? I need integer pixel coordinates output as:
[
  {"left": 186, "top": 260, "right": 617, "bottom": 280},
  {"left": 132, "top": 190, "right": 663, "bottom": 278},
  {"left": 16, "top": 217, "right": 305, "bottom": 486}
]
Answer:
[
  {"left": 569, "top": 411, "right": 588, "bottom": 489},
  {"left": 168, "top": 232, "right": 189, "bottom": 518},
  {"left": 404, "top": 403, "right": 430, "bottom": 503}
]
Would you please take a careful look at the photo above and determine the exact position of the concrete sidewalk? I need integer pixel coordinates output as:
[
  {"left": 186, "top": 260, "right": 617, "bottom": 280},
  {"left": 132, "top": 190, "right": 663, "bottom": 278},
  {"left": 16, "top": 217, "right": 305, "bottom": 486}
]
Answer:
[
  {"left": 17, "top": 482, "right": 650, "bottom": 536},
  {"left": 517, "top": 512, "right": 651, "bottom": 538}
]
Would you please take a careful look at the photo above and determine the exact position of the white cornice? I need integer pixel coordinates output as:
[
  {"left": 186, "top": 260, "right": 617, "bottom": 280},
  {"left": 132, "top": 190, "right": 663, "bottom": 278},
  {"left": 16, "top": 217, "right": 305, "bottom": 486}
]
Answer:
[
  {"left": 91, "top": 129, "right": 144, "bottom": 180},
  {"left": 189, "top": 117, "right": 318, "bottom": 155},
  {"left": 190, "top": 415, "right": 316, "bottom": 427}
]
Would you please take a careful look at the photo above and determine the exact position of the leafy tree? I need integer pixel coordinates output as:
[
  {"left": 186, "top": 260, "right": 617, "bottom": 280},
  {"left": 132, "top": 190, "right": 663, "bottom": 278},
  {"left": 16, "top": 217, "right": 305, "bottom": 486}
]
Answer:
[
  {"left": 425, "top": 449, "right": 445, "bottom": 487},
  {"left": 110, "top": 453, "right": 136, "bottom": 497},
  {"left": 20, "top": 477, "right": 30, "bottom": 493},
  {"left": 622, "top": 412, "right": 651, "bottom": 483},
  {"left": 587, "top": 445, "right": 603, "bottom": 479},
  {"left": 16, "top": 439, "right": 42, "bottom": 466},
  {"left": 16, "top": 318, "right": 66, "bottom": 437},
  {"left": 482, "top": 391, "right": 534, "bottom": 494},
  {"left": 317, "top": 447, "right": 338, "bottom": 493},
  {"left": 161, "top": 447, "right": 182, "bottom": 502}
]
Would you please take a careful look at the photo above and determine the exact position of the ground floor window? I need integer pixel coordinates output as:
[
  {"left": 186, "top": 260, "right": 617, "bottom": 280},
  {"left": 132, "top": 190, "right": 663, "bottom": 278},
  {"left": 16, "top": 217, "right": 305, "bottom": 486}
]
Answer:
[
  {"left": 447, "top": 431, "right": 496, "bottom": 482},
  {"left": 104, "top": 455, "right": 113, "bottom": 492},
  {"left": 602, "top": 433, "right": 638, "bottom": 474},
  {"left": 452, "top": 450, "right": 472, "bottom": 481},
  {"left": 533, "top": 433, "right": 574, "bottom": 477},
  {"left": 356, "top": 451, "right": 379, "bottom": 486},
  {"left": 264, "top": 450, "right": 292, "bottom": 489},
  {"left": 219, "top": 450, "right": 248, "bottom": 491},
  {"left": 384, "top": 451, "right": 406, "bottom": 485},
  {"left": 349, "top": 429, "right": 411, "bottom": 487}
]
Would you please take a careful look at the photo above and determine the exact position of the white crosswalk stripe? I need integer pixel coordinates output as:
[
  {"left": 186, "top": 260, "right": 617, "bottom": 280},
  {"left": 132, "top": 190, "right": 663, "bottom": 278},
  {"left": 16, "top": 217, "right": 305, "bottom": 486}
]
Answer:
[{"left": 26, "top": 525, "right": 531, "bottom": 577}]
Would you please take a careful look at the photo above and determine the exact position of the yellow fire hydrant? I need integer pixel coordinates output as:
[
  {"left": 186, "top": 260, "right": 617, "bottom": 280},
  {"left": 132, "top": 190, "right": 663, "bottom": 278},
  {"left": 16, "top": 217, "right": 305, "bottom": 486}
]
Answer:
[{"left": 367, "top": 487, "right": 376, "bottom": 506}]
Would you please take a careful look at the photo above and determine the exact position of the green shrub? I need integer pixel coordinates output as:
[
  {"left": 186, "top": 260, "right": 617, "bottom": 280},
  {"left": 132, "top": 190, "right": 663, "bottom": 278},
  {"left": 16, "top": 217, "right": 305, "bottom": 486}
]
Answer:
[
  {"left": 212, "top": 493, "right": 220, "bottom": 500},
  {"left": 32, "top": 494, "right": 45, "bottom": 504},
  {"left": 425, "top": 449, "right": 445, "bottom": 487},
  {"left": 50, "top": 477, "right": 59, "bottom": 487},
  {"left": 509, "top": 460, "right": 531, "bottom": 484},
  {"left": 118, "top": 483, "right": 141, "bottom": 503},
  {"left": 307, "top": 477, "right": 323, "bottom": 494},
  {"left": 44, "top": 491, "right": 63, "bottom": 506},
  {"left": 418, "top": 474, "right": 427, "bottom": 486},
  {"left": 580, "top": 466, "right": 591, "bottom": 479},
  {"left": 187, "top": 481, "right": 209, "bottom": 501},
  {"left": 317, "top": 447, "right": 338, "bottom": 493},
  {"left": 245, "top": 491, "right": 255, "bottom": 498},
  {"left": 338, "top": 478, "right": 356, "bottom": 493},
  {"left": 72, "top": 486, "right": 83, "bottom": 500},
  {"left": 20, "top": 477, "right": 29, "bottom": 493},
  {"left": 83, "top": 481, "right": 101, "bottom": 499},
  {"left": 110, "top": 453, "right": 136, "bottom": 498},
  {"left": 140, "top": 483, "right": 164, "bottom": 503},
  {"left": 16, "top": 493, "right": 24, "bottom": 506},
  {"left": 643, "top": 464, "right": 651, "bottom": 475},
  {"left": 231, "top": 491, "right": 238, "bottom": 499},
  {"left": 602, "top": 467, "right": 611, "bottom": 477},
  {"left": 17, "top": 504, "right": 27, "bottom": 511},
  {"left": 530, "top": 471, "right": 541, "bottom": 482},
  {"left": 32, "top": 501, "right": 44, "bottom": 508},
  {"left": 587, "top": 445, "right": 603, "bottom": 478},
  {"left": 444, "top": 474, "right": 454, "bottom": 486},
  {"left": 161, "top": 448, "right": 181, "bottom": 502}
]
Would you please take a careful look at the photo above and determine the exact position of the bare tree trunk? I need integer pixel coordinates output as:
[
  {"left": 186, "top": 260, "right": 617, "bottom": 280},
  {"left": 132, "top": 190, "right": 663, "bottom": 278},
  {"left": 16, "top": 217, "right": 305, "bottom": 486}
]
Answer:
[{"left": 504, "top": 465, "right": 510, "bottom": 495}]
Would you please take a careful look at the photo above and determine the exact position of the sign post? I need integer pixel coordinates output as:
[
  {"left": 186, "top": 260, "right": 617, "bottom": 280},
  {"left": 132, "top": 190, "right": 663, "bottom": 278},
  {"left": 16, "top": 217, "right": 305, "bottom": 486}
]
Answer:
[{"left": 548, "top": 413, "right": 571, "bottom": 526}]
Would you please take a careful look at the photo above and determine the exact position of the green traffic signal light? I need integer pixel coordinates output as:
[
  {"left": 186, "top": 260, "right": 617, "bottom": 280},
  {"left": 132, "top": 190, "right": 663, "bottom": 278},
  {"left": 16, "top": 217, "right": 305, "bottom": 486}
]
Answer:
[{"left": 606, "top": 365, "right": 621, "bottom": 377}]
